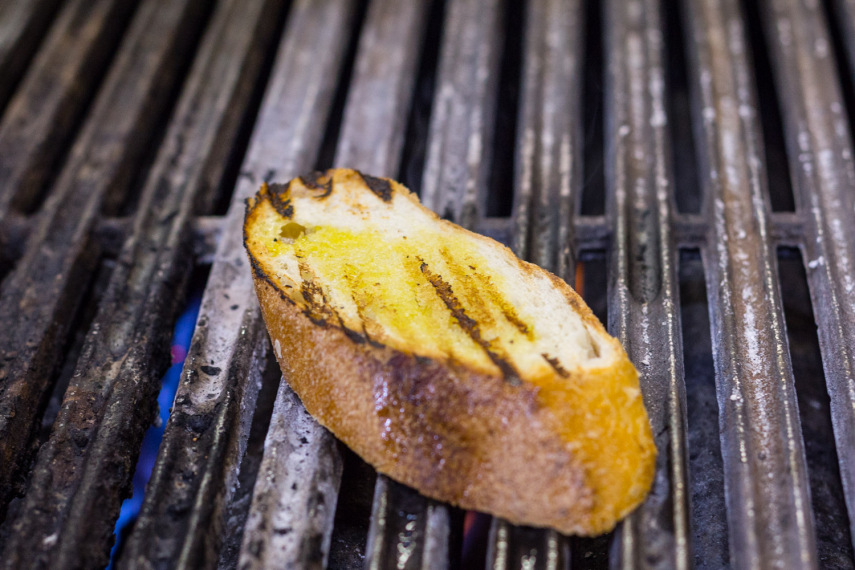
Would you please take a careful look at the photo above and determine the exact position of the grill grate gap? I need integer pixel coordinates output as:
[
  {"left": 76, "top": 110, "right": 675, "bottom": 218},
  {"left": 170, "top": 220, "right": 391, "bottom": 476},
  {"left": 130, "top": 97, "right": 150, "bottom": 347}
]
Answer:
[
  {"left": 327, "top": 443, "right": 377, "bottom": 568},
  {"left": 778, "top": 246, "right": 855, "bottom": 567},
  {"left": 580, "top": 0, "right": 605, "bottom": 217},
  {"left": 397, "top": 0, "right": 446, "bottom": 194},
  {"left": 460, "top": 512, "right": 491, "bottom": 568},
  {"left": 313, "top": 0, "right": 371, "bottom": 173},
  {"left": 740, "top": 0, "right": 796, "bottom": 213},
  {"left": 210, "top": 0, "right": 294, "bottom": 217},
  {"left": 578, "top": 250, "right": 608, "bottom": 327},
  {"left": 0, "top": 213, "right": 25, "bottom": 290},
  {"left": 485, "top": 0, "right": 524, "bottom": 218},
  {"left": 215, "top": 347, "right": 282, "bottom": 569},
  {"left": 663, "top": 0, "right": 701, "bottom": 214},
  {"left": 571, "top": 532, "right": 610, "bottom": 569},
  {"left": 679, "top": 247, "right": 729, "bottom": 569},
  {"left": 108, "top": 263, "right": 209, "bottom": 566},
  {"left": 820, "top": 0, "right": 855, "bottom": 146},
  {"left": 111, "top": 1, "right": 217, "bottom": 219}
]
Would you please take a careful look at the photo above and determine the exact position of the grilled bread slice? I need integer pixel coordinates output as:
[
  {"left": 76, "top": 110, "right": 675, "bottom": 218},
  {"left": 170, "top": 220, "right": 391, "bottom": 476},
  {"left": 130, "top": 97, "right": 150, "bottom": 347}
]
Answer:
[{"left": 243, "top": 168, "right": 655, "bottom": 535}]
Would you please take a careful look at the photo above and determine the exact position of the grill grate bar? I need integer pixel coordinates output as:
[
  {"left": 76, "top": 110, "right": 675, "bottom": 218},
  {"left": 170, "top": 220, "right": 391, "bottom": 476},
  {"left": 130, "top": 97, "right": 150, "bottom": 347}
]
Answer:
[
  {"left": 322, "top": 0, "right": 462, "bottom": 567},
  {"left": 420, "top": 0, "right": 502, "bottom": 228},
  {"left": 605, "top": 0, "right": 689, "bottom": 567},
  {"left": 0, "top": 0, "right": 210, "bottom": 525},
  {"left": 231, "top": 3, "right": 361, "bottom": 565},
  {"left": 512, "top": 0, "right": 583, "bottom": 287},
  {"left": 0, "top": 0, "right": 137, "bottom": 222},
  {"left": 761, "top": 0, "right": 855, "bottom": 556},
  {"left": 1, "top": 0, "right": 284, "bottom": 565},
  {"left": 487, "top": 519, "right": 567, "bottom": 570},
  {"left": 488, "top": 0, "right": 583, "bottom": 566},
  {"left": 333, "top": 0, "right": 430, "bottom": 175},
  {"left": 684, "top": 0, "right": 817, "bottom": 566},
  {"left": 0, "top": 0, "right": 62, "bottom": 115},
  {"left": 238, "top": 381, "right": 343, "bottom": 569},
  {"left": 365, "top": 475, "right": 456, "bottom": 570},
  {"left": 119, "top": 0, "right": 355, "bottom": 567},
  {"left": 3, "top": 0, "right": 277, "bottom": 561}
]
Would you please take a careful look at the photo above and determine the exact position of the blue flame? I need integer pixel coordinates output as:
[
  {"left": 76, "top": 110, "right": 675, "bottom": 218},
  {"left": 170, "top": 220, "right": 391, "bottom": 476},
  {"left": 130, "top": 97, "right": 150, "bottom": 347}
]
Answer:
[{"left": 107, "top": 295, "right": 201, "bottom": 567}]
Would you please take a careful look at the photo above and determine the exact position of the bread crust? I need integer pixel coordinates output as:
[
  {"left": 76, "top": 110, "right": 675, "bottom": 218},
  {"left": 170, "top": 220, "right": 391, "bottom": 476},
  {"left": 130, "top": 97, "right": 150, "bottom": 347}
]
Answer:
[
  {"left": 254, "top": 275, "right": 601, "bottom": 534},
  {"left": 245, "top": 169, "right": 656, "bottom": 535}
]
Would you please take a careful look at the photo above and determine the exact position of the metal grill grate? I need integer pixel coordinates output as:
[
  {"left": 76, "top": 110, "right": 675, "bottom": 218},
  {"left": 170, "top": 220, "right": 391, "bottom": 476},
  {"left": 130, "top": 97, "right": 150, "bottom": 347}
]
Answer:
[{"left": 1, "top": 0, "right": 855, "bottom": 568}]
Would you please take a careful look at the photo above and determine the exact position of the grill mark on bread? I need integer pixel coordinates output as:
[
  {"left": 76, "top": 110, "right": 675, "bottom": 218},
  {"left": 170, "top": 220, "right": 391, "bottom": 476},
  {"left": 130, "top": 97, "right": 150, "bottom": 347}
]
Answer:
[
  {"left": 419, "top": 260, "right": 522, "bottom": 386},
  {"left": 342, "top": 271, "right": 384, "bottom": 348},
  {"left": 357, "top": 171, "right": 393, "bottom": 202},
  {"left": 542, "top": 354, "right": 570, "bottom": 378},
  {"left": 297, "top": 261, "right": 339, "bottom": 327},
  {"left": 299, "top": 171, "right": 333, "bottom": 198},
  {"left": 442, "top": 248, "right": 532, "bottom": 338}
]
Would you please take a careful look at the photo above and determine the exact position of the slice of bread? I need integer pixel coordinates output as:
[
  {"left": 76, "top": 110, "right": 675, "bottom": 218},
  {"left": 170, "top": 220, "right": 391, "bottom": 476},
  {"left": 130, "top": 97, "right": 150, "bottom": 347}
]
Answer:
[{"left": 243, "top": 168, "right": 655, "bottom": 535}]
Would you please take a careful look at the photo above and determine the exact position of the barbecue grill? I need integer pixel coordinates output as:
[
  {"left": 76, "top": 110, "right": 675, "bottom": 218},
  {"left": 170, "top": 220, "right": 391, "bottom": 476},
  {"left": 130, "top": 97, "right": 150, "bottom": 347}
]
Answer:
[{"left": 0, "top": 0, "right": 854, "bottom": 567}]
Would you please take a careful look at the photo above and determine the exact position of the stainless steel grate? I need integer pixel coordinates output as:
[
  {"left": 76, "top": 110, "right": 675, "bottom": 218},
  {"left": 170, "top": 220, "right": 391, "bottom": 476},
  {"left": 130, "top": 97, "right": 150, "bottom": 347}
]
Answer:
[{"left": 1, "top": 0, "right": 855, "bottom": 568}]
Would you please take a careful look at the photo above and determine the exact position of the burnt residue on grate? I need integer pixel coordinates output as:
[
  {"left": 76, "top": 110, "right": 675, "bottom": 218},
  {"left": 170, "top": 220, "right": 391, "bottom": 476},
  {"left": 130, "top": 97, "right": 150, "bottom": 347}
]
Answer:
[
  {"left": 0, "top": 0, "right": 213, "bottom": 527},
  {"left": 0, "top": 0, "right": 138, "bottom": 222},
  {"left": 420, "top": 0, "right": 503, "bottom": 227},
  {"left": 761, "top": 0, "right": 855, "bottom": 557},
  {"left": 679, "top": 249, "right": 729, "bottom": 569},
  {"left": 686, "top": 0, "right": 817, "bottom": 565},
  {"left": 121, "top": 0, "right": 352, "bottom": 567},
  {"left": 0, "top": 0, "right": 64, "bottom": 116},
  {"left": 0, "top": 0, "right": 286, "bottom": 566}
]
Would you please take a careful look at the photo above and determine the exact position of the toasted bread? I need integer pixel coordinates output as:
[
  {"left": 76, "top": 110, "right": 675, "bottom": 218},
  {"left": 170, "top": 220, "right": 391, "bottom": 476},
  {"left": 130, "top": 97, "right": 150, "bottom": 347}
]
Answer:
[{"left": 243, "top": 168, "right": 655, "bottom": 535}]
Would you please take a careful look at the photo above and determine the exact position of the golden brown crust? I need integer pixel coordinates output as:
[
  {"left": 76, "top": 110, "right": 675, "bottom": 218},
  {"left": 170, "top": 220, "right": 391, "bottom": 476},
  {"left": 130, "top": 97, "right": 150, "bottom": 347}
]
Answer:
[
  {"left": 254, "top": 275, "right": 598, "bottom": 533},
  {"left": 245, "top": 168, "right": 656, "bottom": 535}
]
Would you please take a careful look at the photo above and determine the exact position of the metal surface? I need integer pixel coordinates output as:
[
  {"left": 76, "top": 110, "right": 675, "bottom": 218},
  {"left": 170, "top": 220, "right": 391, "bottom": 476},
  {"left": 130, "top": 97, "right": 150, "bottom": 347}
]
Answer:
[
  {"left": 0, "top": 0, "right": 279, "bottom": 566},
  {"left": 330, "top": 1, "right": 459, "bottom": 568},
  {"left": 0, "top": 0, "right": 136, "bottom": 222},
  {"left": 0, "top": 0, "right": 209, "bottom": 523},
  {"left": 511, "top": 0, "right": 582, "bottom": 284},
  {"left": 0, "top": 0, "right": 62, "bottom": 113},
  {"left": 685, "top": 0, "right": 816, "bottom": 566},
  {"left": 420, "top": 0, "right": 502, "bottom": 228},
  {"left": 1, "top": 0, "right": 855, "bottom": 567},
  {"left": 488, "top": 1, "right": 583, "bottom": 567},
  {"left": 606, "top": 0, "right": 689, "bottom": 568},
  {"left": 122, "top": 0, "right": 352, "bottom": 567},
  {"left": 763, "top": 0, "right": 855, "bottom": 559},
  {"left": 237, "top": 381, "right": 343, "bottom": 569},
  {"left": 486, "top": 520, "right": 567, "bottom": 570},
  {"left": 334, "top": 0, "right": 429, "bottom": 175}
]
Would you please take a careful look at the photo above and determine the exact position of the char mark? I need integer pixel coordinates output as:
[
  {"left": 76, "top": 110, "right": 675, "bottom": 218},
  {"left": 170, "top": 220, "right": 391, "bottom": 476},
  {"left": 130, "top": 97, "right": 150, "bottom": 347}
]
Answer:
[
  {"left": 439, "top": 247, "right": 532, "bottom": 337},
  {"left": 358, "top": 172, "right": 393, "bottom": 202},
  {"left": 419, "top": 260, "right": 521, "bottom": 386},
  {"left": 502, "top": 309, "right": 530, "bottom": 336},
  {"left": 542, "top": 354, "right": 569, "bottom": 378},
  {"left": 268, "top": 182, "right": 294, "bottom": 218},
  {"left": 298, "top": 262, "right": 339, "bottom": 327},
  {"left": 299, "top": 171, "right": 333, "bottom": 199}
]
